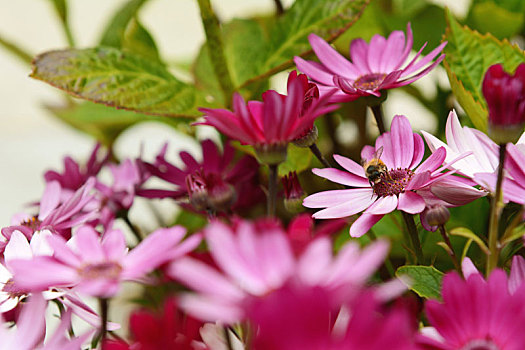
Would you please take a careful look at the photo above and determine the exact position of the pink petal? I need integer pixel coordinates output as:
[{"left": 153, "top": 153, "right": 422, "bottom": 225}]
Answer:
[
  {"left": 310, "top": 190, "right": 376, "bottom": 219},
  {"left": 361, "top": 145, "right": 376, "bottom": 161},
  {"left": 297, "top": 237, "right": 333, "bottom": 285},
  {"left": 11, "top": 257, "right": 78, "bottom": 291},
  {"left": 76, "top": 278, "right": 120, "bottom": 298},
  {"left": 390, "top": 115, "right": 414, "bottom": 168},
  {"left": 4, "top": 231, "right": 32, "bottom": 270},
  {"left": 47, "top": 235, "right": 81, "bottom": 267},
  {"left": 333, "top": 154, "right": 367, "bottom": 177},
  {"left": 349, "top": 214, "right": 384, "bottom": 237},
  {"left": 308, "top": 33, "right": 359, "bottom": 79},
  {"left": 375, "top": 133, "right": 394, "bottom": 168},
  {"left": 101, "top": 228, "right": 127, "bottom": 262},
  {"left": 178, "top": 293, "right": 243, "bottom": 324},
  {"left": 75, "top": 225, "right": 105, "bottom": 263},
  {"left": 397, "top": 191, "right": 426, "bottom": 214},
  {"left": 461, "top": 257, "right": 480, "bottom": 279},
  {"left": 38, "top": 181, "right": 61, "bottom": 221},
  {"left": 294, "top": 57, "right": 335, "bottom": 86},
  {"left": 13, "top": 293, "right": 47, "bottom": 350},
  {"left": 367, "top": 34, "right": 387, "bottom": 72},
  {"left": 417, "top": 147, "right": 446, "bottom": 173},
  {"left": 509, "top": 256, "right": 525, "bottom": 294},
  {"left": 380, "top": 30, "right": 406, "bottom": 72},
  {"left": 410, "top": 133, "right": 425, "bottom": 169},
  {"left": 304, "top": 188, "right": 373, "bottom": 208},
  {"left": 349, "top": 38, "right": 370, "bottom": 73},
  {"left": 365, "top": 195, "right": 398, "bottom": 215},
  {"left": 401, "top": 42, "right": 447, "bottom": 78},
  {"left": 312, "top": 168, "right": 370, "bottom": 187}
]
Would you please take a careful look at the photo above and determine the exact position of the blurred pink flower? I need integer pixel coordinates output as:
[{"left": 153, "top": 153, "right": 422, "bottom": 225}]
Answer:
[
  {"left": 295, "top": 23, "right": 446, "bottom": 102},
  {"left": 197, "top": 72, "right": 338, "bottom": 161},
  {"left": 419, "top": 270, "right": 525, "bottom": 350},
  {"left": 10, "top": 225, "right": 200, "bottom": 298},
  {"left": 167, "top": 220, "right": 389, "bottom": 323},
  {"left": 304, "top": 115, "right": 479, "bottom": 237}
]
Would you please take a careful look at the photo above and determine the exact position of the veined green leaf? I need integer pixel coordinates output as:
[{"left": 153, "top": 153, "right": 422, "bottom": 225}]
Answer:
[
  {"left": 122, "top": 18, "right": 160, "bottom": 62},
  {"left": 396, "top": 265, "right": 444, "bottom": 300},
  {"left": 466, "top": 0, "right": 525, "bottom": 39},
  {"left": 443, "top": 10, "right": 525, "bottom": 131},
  {"left": 46, "top": 101, "right": 189, "bottom": 146},
  {"left": 31, "top": 47, "right": 209, "bottom": 117}
]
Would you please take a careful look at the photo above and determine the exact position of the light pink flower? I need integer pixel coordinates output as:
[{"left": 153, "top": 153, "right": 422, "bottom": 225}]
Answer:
[
  {"left": 422, "top": 110, "right": 499, "bottom": 179},
  {"left": 419, "top": 270, "right": 525, "bottom": 350},
  {"left": 294, "top": 23, "right": 446, "bottom": 102},
  {"left": 304, "top": 115, "right": 474, "bottom": 237},
  {"left": 10, "top": 225, "right": 201, "bottom": 298},
  {"left": 197, "top": 71, "right": 338, "bottom": 149},
  {"left": 167, "top": 220, "right": 389, "bottom": 323}
]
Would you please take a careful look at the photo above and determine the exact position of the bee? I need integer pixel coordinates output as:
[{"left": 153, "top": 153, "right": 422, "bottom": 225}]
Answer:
[{"left": 362, "top": 146, "right": 387, "bottom": 186}]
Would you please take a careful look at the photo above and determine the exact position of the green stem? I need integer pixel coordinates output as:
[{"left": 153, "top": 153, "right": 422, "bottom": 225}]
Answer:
[
  {"left": 401, "top": 212, "right": 423, "bottom": 265},
  {"left": 309, "top": 143, "right": 331, "bottom": 168},
  {"left": 99, "top": 298, "right": 109, "bottom": 346},
  {"left": 438, "top": 225, "right": 461, "bottom": 275},
  {"left": 369, "top": 103, "right": 386, "bottom": 135},
  {"left": 486, "top": 143, "right": 507, "bottom": 275},
  {"left": 273, "top": 0, "right": 284, "bottom": 15},
  {"left": 122, "top": 213, "right": 142, "bottom": 243},
  {"left": 267, "top": 164, "right": 278, "bottom": 217},
  {"left": 196, "top": 0, "right": 235, "bottom": 105},
  {"left": 0, "top": 35, "right": 33, "bottom": 65}
]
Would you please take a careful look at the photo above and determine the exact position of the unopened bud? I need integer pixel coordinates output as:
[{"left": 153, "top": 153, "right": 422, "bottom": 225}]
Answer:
[
  {"left": 254, "top": 143, "right": 288, "bottom": 166},
  {"left": 292, "top": 125, "right": 319, "bottom": 148},
  {"left": 282, "top": 172, "right": 306, "bottom": 213},
  {"left": 426, "top": 205, "right": 450, "bottom": 227}
]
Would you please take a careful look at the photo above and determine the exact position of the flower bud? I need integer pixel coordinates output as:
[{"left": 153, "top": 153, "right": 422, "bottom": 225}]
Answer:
[
  {"left": 292, "top": 125, "right": 318, "bottom": 148},
  {"left": 425, "top": 205, "right": 450, "bottom": 227},
  {"left": 186, "top": 172, "right": 236, "bottom": 212},
  {"left": 482, "top": 63, "right": 525, "bottom": 143},
  {"left": 282, "top": 172, "right": 306, "bottom": 213},
  {"left": 254, "top": 143, "right": 288, "bottom": 166}
]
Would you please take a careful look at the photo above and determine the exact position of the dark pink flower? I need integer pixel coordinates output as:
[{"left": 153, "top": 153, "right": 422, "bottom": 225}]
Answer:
[
  {"left": 420, "top": 270, "right": 525, "bottom": 349},
  {"left": 197, "top": 72, "right": 338, "bottom": 163},
  {"left": 482, "top": 63, "right": 525, "bottom": 143},
  {"left": 295, "top": 23, "right": 446, "bottom": 102},
  {"left": 141, "top": 140, "right": 264, "bottom": 213}
]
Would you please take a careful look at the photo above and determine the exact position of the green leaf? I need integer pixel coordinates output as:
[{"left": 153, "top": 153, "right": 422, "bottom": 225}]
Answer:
[
  {"left": 99, "top": 0, "right": 149, "bottom": 48},
  {"left": 396, "top": 265, "right": 444, "bottom": 300},
  {"left": 31, "top": 47, "right": 209, "bottom": 117},
  {"left": 46, "top": 101, "right": 188, "bottom": 146},
  {"left": 466, "top": 0, "right": 525, "bottom": 39},
  {"left": 449, "top": 227, "right": 490, "bottom": 254},
  {"left": 443, "top": 10, "right": 525, "bottom": 131},
  {"left": 122, "top": 18, "right": 160, "bottom": 61},
  {"left": 278, "top": 144, "right": 312, "bottom": 176}
]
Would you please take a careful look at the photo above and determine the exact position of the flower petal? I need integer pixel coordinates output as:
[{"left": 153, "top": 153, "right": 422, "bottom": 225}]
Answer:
[
  {"left": 312, "top": 168, "right": 370, "bottom": 187},
  {"left": 390, "top": 115, "right": 414, "bottom": 168},
  {"left": 304, "top": 188, "right": 374, "bottom": 208},
  {"left": 365, "top": 195, "right": 397, "bottom": 215},
  {"left": 309, "top": 33, "right": 359, "bottom": 79},
  {"left": 349, "top": 214, "right": 384, "bottom": 238},
  {"left": 333, "top": 154, "right": 367, "bottom": 177},
  {"left": 397, "top": 191, "right": 426, "bottom": 214}
]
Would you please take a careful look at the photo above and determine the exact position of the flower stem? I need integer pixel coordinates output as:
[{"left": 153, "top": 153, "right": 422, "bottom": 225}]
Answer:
[
  {"left": 196, "top": 0, "right": 235, "bottom": 106},
  {"left": 122, "top": 213, "right": 143, "bottom": 243},
  {"left": 438, "top": 225, "right": 461, "bottom": 275},
  {"left": 401, "top": 212, "right": 424, "bottom": 265},
  {"left": 267, "top": 164, "right": 278, "bottom": 217},
  {"left": 309, "top": 143, "right": 331, "bottom": 168},
  {"left": 273, "top": 0, "right": 284, "bottom": 15},
  {"left": 370, "top": 103, "right": 387, "bottom": 135},
  {"left": 486, "top": 143, "right": 507, "bottom": 275},
  {"left": 99, "top": 298, "right": 109, "bottom": 346}
]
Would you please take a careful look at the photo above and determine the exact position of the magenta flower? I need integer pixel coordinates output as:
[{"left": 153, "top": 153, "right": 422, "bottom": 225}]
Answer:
[
  {"left": 198, "top": 71, "right": 338, "bottom": 163},
  {"left": 483, "top": 63, "right": 525, "bottom": 143},
  {"left": 167, "top": 219, "right": 389, "bottom": 323},
  {"left": 10, "top": 225, "right": 201, "bottom": 298},
  {"left": 294, "top": 23, "right": 446, "bottom": 102},
  {"left": 141, "top": 139, "right": 264, "bottom": 213},
  {"left": 247, "top": 286, "right": 419, "bottom": 350},
  {"left": 419, "top": 270, "right": 525, "bottom": 350},
  {"left": 304, "top": 115, "right": 468, "bottom": 237}
]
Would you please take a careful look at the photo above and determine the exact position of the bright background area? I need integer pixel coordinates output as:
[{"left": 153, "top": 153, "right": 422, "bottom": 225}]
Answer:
[{"left": 0, "top": 0, "right": 470, "bottom": 336}]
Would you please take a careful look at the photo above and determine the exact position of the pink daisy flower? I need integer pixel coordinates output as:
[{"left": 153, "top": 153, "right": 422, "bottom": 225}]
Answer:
[
  {"left": 304, "top": 115, "right": 475, "bottom": 237},
  {"left": 167, "top": 220, "right": 389, "bottom": 323},
  {"left": 9, "top": 225, "right": 201, "bottom": 298},
  {"left": 419, "top": 269, "right": 525, "bottom": 350},
  {"left": 294, "top": 23, "right": 446, "bottom": 102},
  {"left": 197, "top": 71, "right": 338, "bottom": 164}
]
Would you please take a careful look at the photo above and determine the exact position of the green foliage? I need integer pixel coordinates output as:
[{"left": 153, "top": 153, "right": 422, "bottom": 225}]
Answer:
[
  {"left": 443, "top": 10, "right": 525, "bottom": 131},
  {"left": 31, "top": 47, "right": 208, "bottom": 117},
  {"left": 466, "top": 0, "right": 525, "bottom": 39},
  {"left": 46, "top": 101, "right": 188, "bottom": 146},
  {"left": 99, "top": 0, "right": 150, "bottom": 48},
  {"left": 278, "top": 144, "right": 312, "bottom": 176},
  {"left": 122, "top": 18, "right": 161, "bottom": 62},
  {"left": 396, "top": 265, "right": 444, "bottom": 300}
]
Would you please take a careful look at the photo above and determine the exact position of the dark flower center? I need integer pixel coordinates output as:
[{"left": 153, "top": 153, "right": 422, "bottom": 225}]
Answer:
[
  {"left": 78, "top": 262, "right": 122, "bottom": 280},
  {"left": 461, "top": 339, "right": 501, "bottom": 350},
  {"left": 372, "top": 168, "right": 414, "bottom": 197},
  {"left": 2, "top": 278, "right": 27, "bottom": 298},
  {"left": 354, "top": 73, "right": 387, "bottom": 91},
  {"left": 21, "top": 216, "right": 41, "bottom": 231}
]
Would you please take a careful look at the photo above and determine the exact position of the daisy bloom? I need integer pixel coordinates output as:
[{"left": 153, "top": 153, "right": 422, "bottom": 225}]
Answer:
[
  {"left": 294, "top": 23, "right": 446, "bottom": 102},
  {"left": 304, "top": 115, "right": 474, "bottom": 237},
  {"left": 419, "top": 269, "right": 525, "bottom": 350},
  {"left": 197, "top": 71, "right": 338, "bottom": 164},
  {"left": 9, "top": 225, "right": 201, "bottom": 298},
  {"left": 167, "top": 219, "right": 389, "bottom": 323}
]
